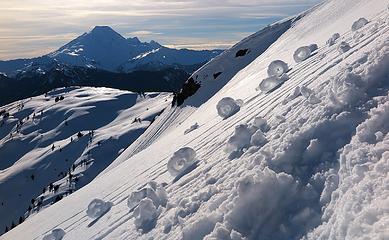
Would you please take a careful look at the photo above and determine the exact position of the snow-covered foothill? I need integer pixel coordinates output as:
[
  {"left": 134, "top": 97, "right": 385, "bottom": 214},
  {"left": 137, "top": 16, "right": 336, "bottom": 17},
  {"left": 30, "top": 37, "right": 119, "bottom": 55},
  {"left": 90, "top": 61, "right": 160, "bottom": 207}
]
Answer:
[
  {"left": 337, "top": 41, "right": 351, "bottom": 53},
  {"left": 293, "top": 46, "right": 312, "bottom": 63},
  {"left": 216, "top": 97, "right": 242, "bottom": 119},
  {"left": 42, "top": 229, "right": 65, "bottom": 240},
  {"left": 0, "top": 87, "right": 171, "bottom": 230},
  {"left": 326, "top": 33, "right": 340, "bottom": 46},
  {"left": 267, "top": 60, "right": 289, "bottom": 77},
  {"left": 167, "top": 147, "right": 197, "bottom": 177},
  {"left": 351, "top": 17, "right": 369, "bottom": 31},
  {"left": 86, "top": 198, "right": 112, "bottom": 219}
]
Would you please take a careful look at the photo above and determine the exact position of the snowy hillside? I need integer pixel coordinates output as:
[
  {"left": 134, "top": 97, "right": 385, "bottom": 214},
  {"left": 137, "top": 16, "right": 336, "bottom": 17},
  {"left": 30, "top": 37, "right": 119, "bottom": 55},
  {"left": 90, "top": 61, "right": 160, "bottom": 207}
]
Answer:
[
  {"left": 0, "top": 87, "right": 171, "bottom": 233},
  {"left": 2, "top": 0, "right": 389, "bottom": 239},
  {"left": 0, "top": 26, "right": 222, "bottom": 75}
]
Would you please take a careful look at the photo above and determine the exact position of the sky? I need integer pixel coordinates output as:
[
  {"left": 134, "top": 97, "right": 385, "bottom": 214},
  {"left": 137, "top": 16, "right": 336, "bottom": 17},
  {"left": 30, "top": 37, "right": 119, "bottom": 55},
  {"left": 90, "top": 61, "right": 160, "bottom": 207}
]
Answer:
[{"left": 0, "top": 0, "right": 321, "bottom": 60}]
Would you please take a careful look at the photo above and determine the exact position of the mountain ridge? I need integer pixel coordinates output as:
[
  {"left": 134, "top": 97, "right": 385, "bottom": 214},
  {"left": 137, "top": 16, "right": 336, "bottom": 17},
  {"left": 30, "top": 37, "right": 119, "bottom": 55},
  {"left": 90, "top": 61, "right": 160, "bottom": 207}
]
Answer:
[{"left": 0, "top": 25, "right": 222, "bottom": 75}]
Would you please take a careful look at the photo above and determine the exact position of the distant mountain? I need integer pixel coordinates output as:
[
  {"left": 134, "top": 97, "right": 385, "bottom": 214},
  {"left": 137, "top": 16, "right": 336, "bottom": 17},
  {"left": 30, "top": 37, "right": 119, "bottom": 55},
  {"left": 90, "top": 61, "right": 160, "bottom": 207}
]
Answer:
[
  {"left": 0, "top": 26, "right": 223, "bottom": 75},
  {"left": 0, "top": 26, "right": 223, "bottom": 106}
]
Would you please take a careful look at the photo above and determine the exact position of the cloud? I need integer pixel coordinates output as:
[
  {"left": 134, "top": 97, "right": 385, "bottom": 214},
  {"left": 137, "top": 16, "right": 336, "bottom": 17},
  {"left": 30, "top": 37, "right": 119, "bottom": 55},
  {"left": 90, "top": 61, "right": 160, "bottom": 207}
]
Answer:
[
  {"left": 128, "top": 31, "right": 163, "bottom": 36},
  {"left": 0, "top": 0, "right": 322, "bottom": 59}
]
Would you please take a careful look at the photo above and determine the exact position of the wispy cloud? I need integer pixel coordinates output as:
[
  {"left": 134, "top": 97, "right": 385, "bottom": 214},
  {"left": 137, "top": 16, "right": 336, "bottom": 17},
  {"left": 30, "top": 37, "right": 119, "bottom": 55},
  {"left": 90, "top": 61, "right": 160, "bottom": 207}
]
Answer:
[{"left": 0, "top": 0, "right": 321, "bottom": 59}]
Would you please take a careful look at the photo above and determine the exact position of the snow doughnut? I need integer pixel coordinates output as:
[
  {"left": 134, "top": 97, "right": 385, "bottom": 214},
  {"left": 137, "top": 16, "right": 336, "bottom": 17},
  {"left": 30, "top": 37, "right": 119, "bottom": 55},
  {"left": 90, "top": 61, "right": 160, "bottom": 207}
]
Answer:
[
  {"left": 86, "top": 198, "right": 112, "bottom": 219},
  {"left": 267, "top": 60, "right": 289, "bottom": 77},
  {"left": 293, "top": 46, "right": 312, "bottom": 63},
  {"left": 167, "top": 147, "right": 197, "bottom": 177},
  {"left": 352, "top": 18, "right": 368, "bottom": 31},
  {"left": 42, "top": 229, "right": 66, "bottom": 240},
  {"left": 337, "top": 41, "right": 351, "bottom": 53},
  {"left": 216, "top": 97, "right": 242, "bottom": 119},
  {"left": 257, "top": 74, "right": 289, "bottom": 93}
]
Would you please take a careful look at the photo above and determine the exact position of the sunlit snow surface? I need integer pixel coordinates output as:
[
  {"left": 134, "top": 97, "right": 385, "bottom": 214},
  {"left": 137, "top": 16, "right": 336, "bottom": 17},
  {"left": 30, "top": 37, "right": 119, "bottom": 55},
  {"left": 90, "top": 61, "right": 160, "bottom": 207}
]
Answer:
[{"left": 2, "top": 0, "right": 389, "bottom": 239}]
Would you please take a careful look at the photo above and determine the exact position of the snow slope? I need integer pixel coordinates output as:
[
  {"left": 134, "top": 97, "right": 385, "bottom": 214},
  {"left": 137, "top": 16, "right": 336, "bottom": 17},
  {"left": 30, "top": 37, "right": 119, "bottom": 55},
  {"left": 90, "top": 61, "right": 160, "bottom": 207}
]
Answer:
[
  {"left": 0, "top": 87, "right": 171, "bottom": 233},
  {"left": 2, "top": 0, "right": 389, "bottom": 239}
]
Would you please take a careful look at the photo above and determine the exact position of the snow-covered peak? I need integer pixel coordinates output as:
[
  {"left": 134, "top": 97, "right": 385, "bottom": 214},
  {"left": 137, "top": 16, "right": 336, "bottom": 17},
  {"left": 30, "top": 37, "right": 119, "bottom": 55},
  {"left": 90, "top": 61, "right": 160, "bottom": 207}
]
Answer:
[
  {"left": 149, "top": 40, "right": 162, "bottom": 49},
  {"left": 0, "top": 26, "right": 221, "bottom": 75},
  {"left": 89, "top": 25, "right": 122, "bottom": 37},
  {"left": 128, "top": 37, "right": 142, "bottom": 45}
]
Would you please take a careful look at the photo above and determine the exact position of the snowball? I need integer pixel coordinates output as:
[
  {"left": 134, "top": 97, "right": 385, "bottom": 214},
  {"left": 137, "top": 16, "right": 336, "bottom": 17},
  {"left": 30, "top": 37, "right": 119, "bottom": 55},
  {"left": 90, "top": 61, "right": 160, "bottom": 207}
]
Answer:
[
  {"left": 184, "top": 123, "right": 199, "bottom": 134},
  {"left": 133, "top": 198, "right": 158, "bottom": 231},
  {"left": 127, "top": 182, "right": 168, "bottom": 210},
  {"left": 86, "top": 199, "right": 112, "bottom": 219},
  {"left": 252, "top": 116, "right": 269, "bottom": 132},
  {"left": 326, "top": 33, "right": 340, "bottom": 46},
  {"left": 337, "top": 41, "right": 351, "bottom": 53},
  {"left": 167, "top": 147, "right": 197, "bottom": 177},
  {"left": 267, "top": 60, "right": 289, "bottom": 77},
  {"left": 225, "top": 124, "right": 252, "bottom": 153},
  {"left": 257, "top": 74, "right": 289, "bottom": 93},
  {"left": 351, "top": 17, "right": 368, "bottom": 31},
  {"left": 216, "top": 97, "right": 241, "bottom": 119},
  {"left": 42, "top": 229, "right": 66, "bottom": 240},
  {"left": 293, "top": 46, "right": 312, "bottom": 63},
  {"left": 250, "top": 130, "right": 267, "bottom": 147},
  {"left": 308, "top": 44, "right": 318, "bottom": 52}
]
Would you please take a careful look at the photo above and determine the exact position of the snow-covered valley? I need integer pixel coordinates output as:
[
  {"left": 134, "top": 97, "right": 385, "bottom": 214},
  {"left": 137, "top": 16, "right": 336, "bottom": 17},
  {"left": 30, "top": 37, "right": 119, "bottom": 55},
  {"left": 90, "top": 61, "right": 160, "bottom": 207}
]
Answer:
[
  {"left": 0, "top": 88, "right": 171, "bottom": 233},
  {"left": 1, "top": 0, "right": 389, "bottom": 239}
]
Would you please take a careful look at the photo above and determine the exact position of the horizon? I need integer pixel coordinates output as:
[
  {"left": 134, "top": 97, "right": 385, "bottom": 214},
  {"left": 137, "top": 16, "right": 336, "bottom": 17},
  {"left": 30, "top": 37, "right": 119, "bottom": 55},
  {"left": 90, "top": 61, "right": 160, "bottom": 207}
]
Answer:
[{"left": 0, "top": 0, "right": 321, "bottom": 60}]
